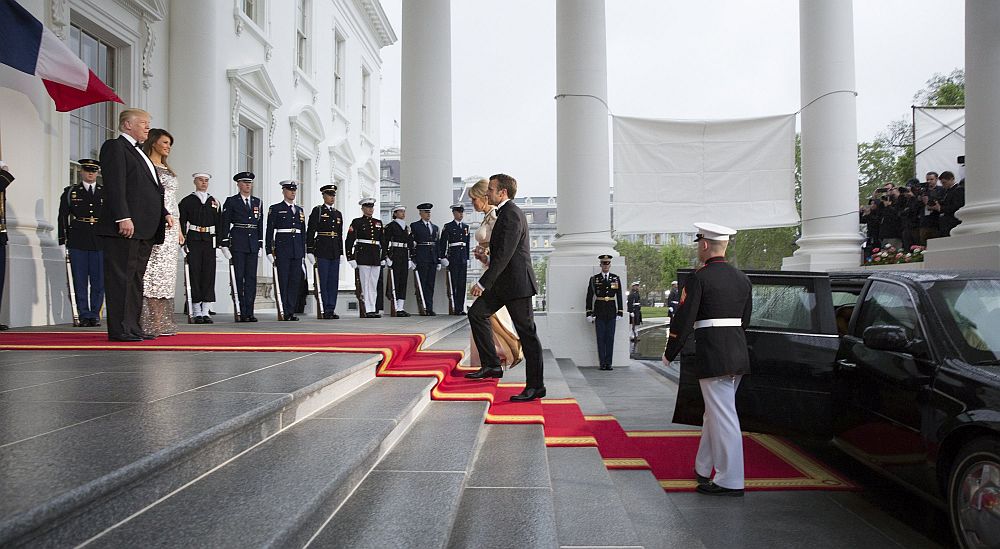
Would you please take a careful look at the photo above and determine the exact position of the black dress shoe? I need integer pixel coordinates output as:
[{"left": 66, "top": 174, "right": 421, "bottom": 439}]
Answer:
[
  {"left": 330, "top": 312, "right": 339, "bottom": 319},
  {"left": 109, "top": 334, "right": 143, "bottom": 342},
  {"left": 510, "top": 387, "right": 546, "bottom": 402},
  {"left": 208, "top": 310, "right": 216, "bottom": 315},
  {"left": 91, "top": 319, "right": 101, "bottom": 327},
  {"left": 395, "top": 310, "right": 410, "bottom": 317},
  {"left": 427, "top": 310, "right": 437, "bottom": 316},
  {"left": 457, "top": 311, "right": 467, "bottom": 316},
  {"left": 203, "top": 316, "right": 213, "bottom": 324},
  {"left": 248, "top": 316, "right": 258, "bottom": 322},
  {"left": 464, "top": 366, "right": 503, "bottom": 379},
  {"left": 193, "top": 316, "right": 204, "bottom": 324},
  {"left": 695, "top": 472, "right": 711, "bottom": 486},
  {"left": 285, "top": 315, "right": 299, "bottom": 321},
  {"left": 141, "top": 334, "right": 158, "bottom": 340},
  {"left": 696, "top": 482, "right": 744, "bottom": 497}
]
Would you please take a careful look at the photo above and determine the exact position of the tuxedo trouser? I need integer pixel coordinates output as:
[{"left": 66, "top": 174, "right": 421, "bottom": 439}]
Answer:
[
  {"left": 469, "top": 290, "right": 544, "bottom": 389},
  {"left": 69, "top": 248, "right": 104, "bottom": 320},
  {"left": 187, "top": 241, "right": 216, "bottom": 303},
  {"left": 100, "top": 236, "right": 153, "bottom": 339},
  {"left": 276, "top": 254, "right": 302, "bottom": 316},
  {"left": 595, "top": 315, "right": 616, "bottom": 366},
  {"left": 233, "top": 252, "right": 257, "bottom": 317},
  {"left": 696, "top": 374, "right": 745, "bottom": 489},
  {"left": 358, "top": 265, "right": 380, "bottom": 310},
  {"left": 316, "top": 257, "right": 340, "bottom": 311}
]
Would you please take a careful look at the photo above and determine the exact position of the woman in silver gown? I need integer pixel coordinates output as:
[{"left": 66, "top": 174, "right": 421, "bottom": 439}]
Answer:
[
  {"left": 140, "top": 128, "right": 181, "bottom": 337},
  {"left": 466, "top": 178, "right": 523, "bottom": 368}
]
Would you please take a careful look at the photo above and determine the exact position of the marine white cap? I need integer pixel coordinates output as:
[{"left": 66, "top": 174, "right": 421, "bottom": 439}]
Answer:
[
  {"left": 359, "top": 197, "right": 376, "bottom": 206},
  {"left": 693, "top": 222, "right": 737, "bottom": 242}
]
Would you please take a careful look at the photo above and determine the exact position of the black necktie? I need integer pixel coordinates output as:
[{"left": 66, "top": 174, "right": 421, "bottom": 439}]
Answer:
[
  {"left": 245, "top": 198, "right": 251, "bottom": 210},
  {"left": 87, "top": 185, "right": 94, "bottom": 196}
]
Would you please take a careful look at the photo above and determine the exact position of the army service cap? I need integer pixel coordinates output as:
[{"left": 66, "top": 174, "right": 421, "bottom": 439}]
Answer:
[
  {"left": 320, "top": 184, "right": 338, "bottom": 194},
  {"left": 79, "top": 159, "right": 101, "bottom": 172}
]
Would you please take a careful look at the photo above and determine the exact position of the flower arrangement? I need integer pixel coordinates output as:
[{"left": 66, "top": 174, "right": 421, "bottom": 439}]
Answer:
[{"left": 863, "top": 245, "right": 925, "bottom": 266}]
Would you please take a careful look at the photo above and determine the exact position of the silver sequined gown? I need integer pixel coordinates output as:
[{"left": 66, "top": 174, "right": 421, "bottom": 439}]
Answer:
[{"left": 140, "top": 166, "right": 179, "bottom": 336}]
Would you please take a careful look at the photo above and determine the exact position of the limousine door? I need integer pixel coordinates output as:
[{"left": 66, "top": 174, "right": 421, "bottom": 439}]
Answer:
[{"left": 672, "top": 271, "right": 841, "bottom": 437}]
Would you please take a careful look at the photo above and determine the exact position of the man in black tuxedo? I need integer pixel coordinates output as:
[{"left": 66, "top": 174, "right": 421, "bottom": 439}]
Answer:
[
  {"left": 97, "top": 109, "right": 172, "bottom": 341},
  {"left": 465, "top": 173, "right": 545, "bottom": 401}
]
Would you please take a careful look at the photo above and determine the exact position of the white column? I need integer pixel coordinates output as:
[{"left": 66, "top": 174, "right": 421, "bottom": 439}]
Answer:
[
  {"left": 782, "top": 0, "right": 863, "bottom": 272},
  {"left": 925, "top": 1, "right": 1000, "bottom": 269},
  {"left": 541, "top": 0, "right": 629, "bottom": 367},
  {"left": 400, "top": 0, "right": 453, "bottom": 314}
]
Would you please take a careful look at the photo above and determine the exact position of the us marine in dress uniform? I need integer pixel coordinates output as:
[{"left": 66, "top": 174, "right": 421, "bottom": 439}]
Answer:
[
  {"left": 58, "top": 159, "right": 105, "bottom": 327},
  {"left": 306, "top": 184, "right": 344, "bottom": 319},
  {"left": 219, "top": 172, "right": 263, "bottom": 322},
  {"left": 411, "top": 203, "right": 440, "bottom": 315},
  {"left": 382, "top": 205, "right": 415, "bottom": 317},
  {"left": 0, "top": 160, "right": 10, "bottom": 330},
  {"left": 627, "top": 281, "right": 642, "bottom": 341},
  {"left": 664, "top": 222, "right": 752, "bottom": 497},
  {"left": 439, "top": 203, "right": 470, "bottom": 315},
  {"left": 266, "top": 180, "right": 306, "bottom": 321},
  {"left": 178, "top": 172, "right": 221, "bottom": 323},
  {"left": 345, "top": 197, "right": 384, "bottom": 317},
  {"left": 586, "top": 255, "right": 624, "bottom": 370}
]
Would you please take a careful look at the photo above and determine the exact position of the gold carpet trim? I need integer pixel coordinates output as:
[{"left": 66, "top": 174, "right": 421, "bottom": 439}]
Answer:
[
  {"left": 540, "top": 398, "right": 578, "bottom": 405},
  {"left": 584, "top": 415, "right": 618, "bottom": 421},
  {"left": 545, "top": 436, "right": 598, "bottom": 446},
  {"left": 603, "top": 458, "right": 650, "bottom": 468}
]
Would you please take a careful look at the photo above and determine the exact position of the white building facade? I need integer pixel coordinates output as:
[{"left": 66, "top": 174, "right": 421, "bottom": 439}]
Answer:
[{"left": 0, "top": 0, "right": 395, "bottom": 328}]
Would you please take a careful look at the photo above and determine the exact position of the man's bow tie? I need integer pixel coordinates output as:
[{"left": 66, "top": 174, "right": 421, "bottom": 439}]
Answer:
[{"left": 135, "top": 141, "right": 143, "bottom": 148}]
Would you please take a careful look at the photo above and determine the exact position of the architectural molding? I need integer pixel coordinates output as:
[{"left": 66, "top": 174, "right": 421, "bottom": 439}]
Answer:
[
  {"left": 227, "top": 64, "right": 281, "bottom": 109},
  {"left": 141, "top": 15, "right": 156, "bottom": 90},
  {"left": 352, "top": 0, "right": 397, "bottom": 48},
  {"left": 233, "top": 2, "right": 274, "bottom": 61},
  {"left": 230, "top": 87, "right": 241, "bottom": 136},
  {"left": 269, "top": 110, "right": 278, "bottom": 156},
  {"left": 116, "top": 0, "right": 166, "bottom": 22},
  {"left": 289, "top": 104, "right": 326, "bottom": 143},
  {"left": 50, "top": 0, "right": 69, "bottom": 38}
]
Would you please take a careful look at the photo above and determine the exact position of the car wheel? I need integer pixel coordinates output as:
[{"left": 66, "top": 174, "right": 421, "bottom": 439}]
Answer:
[{"left": 949, "top": 437, "right": 1000, "bottom": 549}]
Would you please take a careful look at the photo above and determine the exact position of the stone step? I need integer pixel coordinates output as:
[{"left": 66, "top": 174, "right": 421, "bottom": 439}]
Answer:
[
  {"left": 306, "top": 400, "right": 488, "bottom": 549},
  {"left": 80, "top": 376, "right": 437, "bottom": 548},
  {"left": 0, "top": 351, "right": 382, "bottom": 547},
  {"left": 448, "top": 423, "right": 558, "bottom": 549}
]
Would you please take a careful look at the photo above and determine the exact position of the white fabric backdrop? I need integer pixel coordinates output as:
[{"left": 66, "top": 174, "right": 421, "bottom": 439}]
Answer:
[
  {"left": 914, "top": 107, "right": 965, "bottom": 181},
  {"left": 612, "top": 114, "right": 799, "bottom": 234}
]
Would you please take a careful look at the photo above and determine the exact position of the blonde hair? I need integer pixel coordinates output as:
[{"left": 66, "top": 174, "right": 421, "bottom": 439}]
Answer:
[
  {"left": 118, "top": 108, "right": 151, "bottom": 131},
  {"left": 467, "top": 178, "right": 489, "bottom": 200}
]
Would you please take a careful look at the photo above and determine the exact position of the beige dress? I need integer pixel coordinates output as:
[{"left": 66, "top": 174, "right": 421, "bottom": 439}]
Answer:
[
  {"left": 469, "top": 206, "right": 524, "bottom": 368},
  {"left": 140, "top": 166, "right": 180, "bottom": 336}
]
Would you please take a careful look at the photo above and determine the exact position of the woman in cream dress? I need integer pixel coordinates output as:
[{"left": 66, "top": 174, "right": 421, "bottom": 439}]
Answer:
[
  {"left": 140, "top": 128, "right": 181, "bottom": 337},
  {"left": 467, "top": 179, "right": 523, "bottom": 368}
]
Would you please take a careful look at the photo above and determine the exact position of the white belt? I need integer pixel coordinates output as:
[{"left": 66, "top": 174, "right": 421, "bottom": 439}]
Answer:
[
  {"left": 356, "top": 239, "right": 380, "bottom": 245},
  {"left": 389, "top": 241, "right": 409, "bottom": 248},
  {"left": 417, "top": 242, "right": 436, "bottom": 246},
  {"left": 694, "top": 318, "right": 742, "bottom": 329},
  {"left": 448, "top": 242, "right": 467, "bottom": 247},
  {"left": 186, "top": 223, "right": 215, "bottom": 234},
  {"left": 275, "top": 228, "right": 300, "bottom": 234}
]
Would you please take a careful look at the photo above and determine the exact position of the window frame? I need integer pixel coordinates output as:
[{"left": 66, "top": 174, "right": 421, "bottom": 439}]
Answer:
[
  {"left": 68, "top": 23, "right": 119, "bottom": 173},
  {"left": 852, "top": 279, "right": 926, "bottom": 341}
]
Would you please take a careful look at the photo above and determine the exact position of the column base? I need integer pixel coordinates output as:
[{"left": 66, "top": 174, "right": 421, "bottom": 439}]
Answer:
[
  {"left": 923, "top": 232, "right": 1000, "bottom": 270},
  {"left": 3, "top": 242, "right": 71, "bottom": 328},
  {"left": 538, "top": 253, "right": 630, "bottom": 367},
  {"left": 781, "top": 249, "right": 862, "bottom": 272}
]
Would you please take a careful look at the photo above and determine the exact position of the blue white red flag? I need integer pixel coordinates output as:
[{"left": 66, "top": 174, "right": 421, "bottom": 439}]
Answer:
[{"left": 0, "top": 0, "right": 123, "bottom": 112}]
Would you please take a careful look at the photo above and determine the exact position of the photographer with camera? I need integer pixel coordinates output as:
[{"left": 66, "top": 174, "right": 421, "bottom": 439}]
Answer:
[
  {"left": 933, "top": 170, "right": 965, "bottom": 236},
  {"left": 898, "top": 183, "right": 919, "bottom": 251},
  {"left": 879, "top": 186, "right": 903, "bottom": 251},
  {"left": 917, "top": 182, "right": 942, "bottom": 245},
  {"left": 860, "top": 195, "right": 882, "bottom": 257}
]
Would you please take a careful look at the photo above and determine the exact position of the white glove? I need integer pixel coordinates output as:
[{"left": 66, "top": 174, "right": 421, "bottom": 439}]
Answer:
[
  {"left": 182, "top": 245, "right": 189, "bottom": 255},
  {"left": 440, "top": 258, "right": 450, "bottom": 267},
  {"left": 258, "top": 249, "right": 263, "bottom": 258},
  {"left": 220, "top": 247, "right": 232, "bottom": 260},
  {"left": 266, "top": 253, "right": 274, "bottom": 264},
  {"left": 436, "top": 263, "right": 442, "bottom": 271},
  {"left": 587, "top": 316, "right": 595, "bottom": 323},
  {"left": 617, "top": 314, "right": 625, "bottom": 321},
  {"left": 408, "top": 260, "right": 416, "bottom": 270},
  {"left": 629, "top": 312, "right": 634, "bottom": 318},
  {"left": 307, "top": 253, "right": 315, "bottom": 264},
  {"left": 59, "top": 244, "right": 67, "bottom": 254},
  {"left": 385, "top": 257, "right": 393, "bottom": 267},
  {"left": 349, "top": 260, "right": 358, "bottom": 269},
  {"left": 380, "top": 259, "right": 387, "bottom": 267},
  {"left": 0, "top": 160, "right": 8, "bottom": 170}
]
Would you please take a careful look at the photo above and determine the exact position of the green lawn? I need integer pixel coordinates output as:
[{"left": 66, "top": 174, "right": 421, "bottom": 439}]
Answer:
[{"left": 640, "top": 306, "right": 669, "bottom": 318}]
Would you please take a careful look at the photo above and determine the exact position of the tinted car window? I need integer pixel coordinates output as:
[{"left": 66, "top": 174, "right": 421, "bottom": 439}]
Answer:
[
  {"left": 925, "top": 278, "right": 1000, "bottom": 364},
  {"left": 854, "top": 281, "right": 922, "bottom": 339},
  {"left": 749, "top": 283, "right": 817, "bottom": 332}
]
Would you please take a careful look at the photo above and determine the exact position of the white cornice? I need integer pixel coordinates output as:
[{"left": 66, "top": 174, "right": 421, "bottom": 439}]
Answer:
[
  {"left": 352, "top": 0, "right": 397, "bottom": 48},
  {"left": 116, "top": 0, "right": 166, "bottom": 22},
  {"left": 227, "top": 64, "right": 281, "bottom": 109}
]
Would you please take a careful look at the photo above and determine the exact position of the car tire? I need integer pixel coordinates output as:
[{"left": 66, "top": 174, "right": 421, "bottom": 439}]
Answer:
[{"left": 948, "top": 436, "right": 1000, "bottom": 549}]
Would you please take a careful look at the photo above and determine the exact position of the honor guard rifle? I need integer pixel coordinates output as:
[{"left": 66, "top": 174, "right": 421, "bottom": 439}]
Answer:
[
  {"left": 412, "top": 269, "right": 428, "bottom": 316},
  {"left": 387, "top": 264, "right": 398, "bottom": 317},
  {"left": 272, "top": 256, "right": 285, "bottom": 320},
  {"left": 227, "top": 254, "right": 242, "bottom": 322},
  {"left": 182, "top": 246, "right": 194, "bottom": 323},
  {"left": 444, "top": 267, "right": 456, "bottom": 315},
  {"left": 354, "top": 268, "right": 367, "bottom": 317},
  {"left": 64, "top": 250, "right": 80, "bottom": 326},
  {"left": 312, "top": 260, "right": 325, "bottom": 319}
]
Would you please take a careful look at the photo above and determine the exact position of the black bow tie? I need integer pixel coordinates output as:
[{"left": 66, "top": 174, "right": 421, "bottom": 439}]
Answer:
[{"left": 134, "top": 141, "right": 143, "bottom": 148}]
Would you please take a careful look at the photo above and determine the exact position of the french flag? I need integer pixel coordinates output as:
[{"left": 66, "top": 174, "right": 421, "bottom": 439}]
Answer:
[{"left": 0, "top": 0, "right": 123, "bottom": 112}]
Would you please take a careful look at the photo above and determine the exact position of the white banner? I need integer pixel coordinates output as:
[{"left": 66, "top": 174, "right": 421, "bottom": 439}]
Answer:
[
  {"left": 914, "top": 106, "right": 965, "bottom": 181},
  {"left": 612, "top": 114, "right": 799, "bottom": 234}
]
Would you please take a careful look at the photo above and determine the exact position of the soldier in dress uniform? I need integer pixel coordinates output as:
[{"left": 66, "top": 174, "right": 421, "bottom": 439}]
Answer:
[
  {"left": 411, "top": 203, "right": 440, "bottom": 315},
  {"left": 219, "top": 172, "right": 263, "bottom": 322},
  {"left": 664, "top": 222, "right": 752, "bottom": 497},
  {"left": 178, "top": 172, "right": 221, "bottom": 323},
  {"left": 266, "top": 180, "right": 306, "bottom": 321},
  {"left": 306, "top": 183, "right": 344, "bottom": 319},
  {"left": 58, "top": 159, "right": 106, "bottom": 327},
  {"left": 627, "top": 281, "right": 642, "bottom": 341},
  {"left": 346, "top": 197, "right": 384, "bottom": 317},
  {"left": 585, "top": 254, "right": 624, "bottom": 370},
  {"left": 382, "top": 205, "right": 415, "bottom": 317},
  {"left": 439, "top": 203, "right": 470, "bottom": 315},
  {"left": 0, "top": 161, "right": 13, "bottom": 331}
]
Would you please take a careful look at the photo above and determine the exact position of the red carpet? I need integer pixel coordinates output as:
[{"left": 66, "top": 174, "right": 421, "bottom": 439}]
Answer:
[
  {"left": 2, "top": 331, "right": 852, "bottom": 491},
  {"left": 586, "top": 415, "right": 856, "bottom": 491}
]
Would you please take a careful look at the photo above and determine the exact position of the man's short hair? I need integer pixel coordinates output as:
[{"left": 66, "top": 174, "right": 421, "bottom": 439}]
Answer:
[
  {"left": 490, "top": 173, "right": 518, "bottom": 198},
  {"left": 926, "top": 171, "right": 939, "bottom": 178},
  {"left": 118, "top": 108, "right": 150, "bottom": 131},
  {"left": 940, "top": 171, "right": 955, "bottom": 182}
]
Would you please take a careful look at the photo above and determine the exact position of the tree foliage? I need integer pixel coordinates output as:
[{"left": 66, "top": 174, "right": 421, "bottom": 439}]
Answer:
[
  {"left": 914, "top": 69, "right": 965, "bottom": 106},
  {"left": 659, "top": 242, "right": 695, "bottom": 287},
  {"left": 727, "top": 226, "right": 800, "bottom": 270},
  {"left": 614, "top": 239, "right": 665, "bottom": 292}
]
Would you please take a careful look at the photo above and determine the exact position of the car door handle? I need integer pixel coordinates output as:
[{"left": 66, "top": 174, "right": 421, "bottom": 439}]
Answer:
[{"left": 836, "top": 359, "right": 857, "bottom": 371}]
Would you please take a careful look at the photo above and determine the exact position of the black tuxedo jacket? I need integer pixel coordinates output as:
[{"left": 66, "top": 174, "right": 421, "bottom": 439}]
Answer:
[
  {"left": 97, "top": 135, "right": 166, "bottom": 242},
  {"left": 478, "top": 201, "right": 537, "bottom": 299}
]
